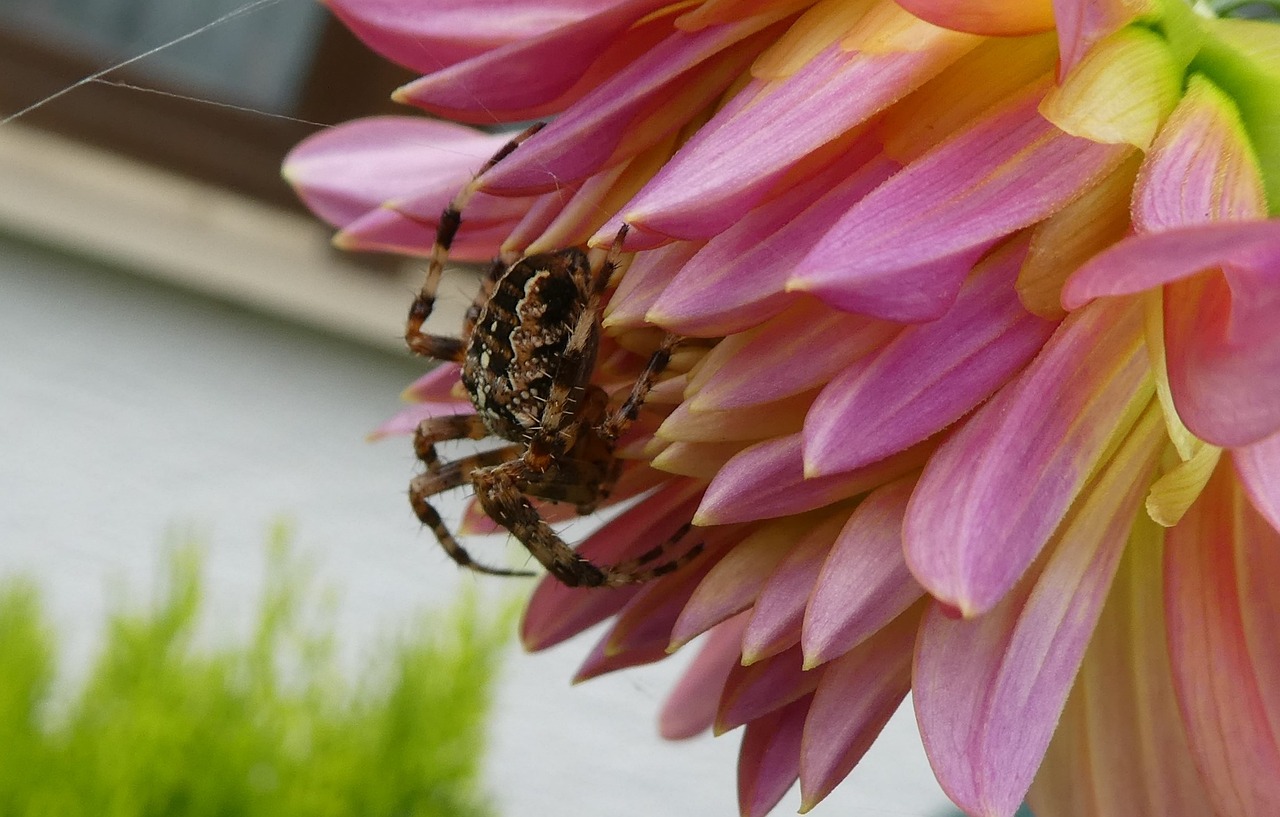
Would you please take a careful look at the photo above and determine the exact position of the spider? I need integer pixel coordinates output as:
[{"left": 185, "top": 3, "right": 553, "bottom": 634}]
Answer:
[{"left": 403, "top": 123, "right": 702, "bottom": 588}]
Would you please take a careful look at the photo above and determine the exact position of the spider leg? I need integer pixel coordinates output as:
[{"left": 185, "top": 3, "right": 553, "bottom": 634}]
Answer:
[
  {"left": 412, "top": 413, "right": 489, "bottom": 468},
  {"left": 600, "top": 332, "right": 684, "bottom": 444},
  {"left": 525, "top": 225, "right": 631, "bottom": 467},
  {"left": 476, "top": 459, "right": 703, "bottom": 588},
  {"left": 404, "top": 122, "right": 546, "bottom": 361},
  {"left": 410, "top": 442, "right": 534, "bottom": 577}
]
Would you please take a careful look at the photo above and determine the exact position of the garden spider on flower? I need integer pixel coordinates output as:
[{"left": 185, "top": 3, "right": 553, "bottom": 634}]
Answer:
[{"left": 404, "top": 124, "right": 703, "bottom": 588}]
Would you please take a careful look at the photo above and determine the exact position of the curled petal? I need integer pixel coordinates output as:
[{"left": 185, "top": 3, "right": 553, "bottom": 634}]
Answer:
[
  {"left": 1165, "top": 463, "right": 1280, "bottom": 817},
  {"left": 905, "top": 299, "right": 1153, "bottom": 616},
  {"left": 792, "top": 80, "right": 1129, "bottom": 322},
  {"left": 1065, "top": 221, "right": 1280, "bottom": 447},
  {"left": 671, "top": 516, "right": 812, "bottom": 650},
  {"left": 804, "top": 235, "right": 1058, "bottom": 477},
  {"left": 688, "top": 300, "right": 897, "bottom": 411},
  {"left": 914, "top": 403, "right": 1165, "bottom": 817}
]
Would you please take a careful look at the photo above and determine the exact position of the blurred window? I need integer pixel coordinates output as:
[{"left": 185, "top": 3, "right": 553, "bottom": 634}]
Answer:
[{"left": 0, "top": 0, "right": 416, "bottom": 207}]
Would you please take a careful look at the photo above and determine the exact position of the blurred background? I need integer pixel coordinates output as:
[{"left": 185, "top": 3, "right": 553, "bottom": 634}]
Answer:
[{"left": 0, "top": 1, "right": 964, "bottom": 815}]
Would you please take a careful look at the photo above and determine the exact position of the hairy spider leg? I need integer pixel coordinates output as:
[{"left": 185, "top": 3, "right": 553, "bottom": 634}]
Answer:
[
  {"left": 410, "top": 441, "right": 533, "bottom": 577},
  {"left": 601, "top": 332, "right": 684, "bottom": 444},
  {"left": 404, "top": 121, "right": 547, "bottom": 361},
  {"left": 524, "top": 224, "right": 630, "bottom": 469},
  {"left": 474, "top": 459, "right": 703, "bottom": 588}
]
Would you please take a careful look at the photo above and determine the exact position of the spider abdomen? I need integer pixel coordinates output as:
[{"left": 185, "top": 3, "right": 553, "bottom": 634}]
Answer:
[{"left": 461, "top": 249, "right": 594, "bottom": 439}]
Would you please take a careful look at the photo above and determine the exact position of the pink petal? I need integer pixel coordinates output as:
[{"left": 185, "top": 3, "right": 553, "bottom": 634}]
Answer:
[
  {"left": 688, "top": 300, "right": 898, "bottom": 411},
  {"left": 476, "top": 19, "right": 782, "bottom": 194},
  {"left": 791, "top": 80, "right": 1129, "bottom": 322},
  {"left": 1027, "top": 516, "right": 1217, "bottom": 817},
  {"left": 803, "top": 235, "right": 1058, "bottom": 477},
  {"left": 1164, "top": 261, "right": 1280, "bottom": 447},
  {"left": 336, "top": 204, "right": 517, "bottom": 259},
  {"left": 914, "top": 403, "right": 1165, "bottom": 817},
  {"left": 741, "top": 511, "right": 850, "bottom": 664},
  {"left": 401, "top": 363, "right": 464, "bottom": 402},
  {"left": 519, "top": 480, "right": 703, "bottom": 650},
  {"left": 282, "top": 116, "right": 512, "bottom": 229},
  {"left": 696, "top": 434, "right": 933, "bottom": 526},
  {"left": 897, "top": 0, "right": 1055, "bottom": 35},
  {"left": 799, "top": 604, "right": 920, "bottom": 810},
  {"left": 718, "top": 645, "right": 821, "bottom": 733},
  {"left": 1235, "top": 430, "right": 1280, "bottom": 533},
  {"left": 1050, "top": 0, "right": 1153, "bottom": 79},
  {"left": 660, "top": 613, "right": 750, "bottom": 740},
  {"left": 904, "top": 298, "right": 1152, "bottom": 617},
  {"left": 646, "top": 145, "right": 900, "bottom": 335},
  {"left": 802, "top": 477, "right": 925, "bottom": 668},
  {"left": 323, "top": 0, "right": 605, "bottom": 73},
  {"left": 393, "top": 0, "right": 673, "bottom": 123},
  {"left": 604, "top": 240, "right": 704, "bottom": 330},
  {"left": 1165, "top": 463, "right": 1280, "bottom": 817},
  {"left": 573, "top": 636, "right": 669, "bottom": 683},
  {"left": 624, "top": 30, "right": 979, "bottom": 239},
  {"left": 738, "top": 695, "right": 809, "bottom": 817}
]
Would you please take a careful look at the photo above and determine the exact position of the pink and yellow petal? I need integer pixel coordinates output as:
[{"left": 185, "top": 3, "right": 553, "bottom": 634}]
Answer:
[
  {"left": 1234, "top": 430, "right": 1280, "bottom": 532},
  {"left": 1051, "top": 0, "right": 1156, "bottom": 79},
  {"left": 1164, "top": 463, "right": 1280, "bottom": 817},
  {"left": 905, "top": 299, "right": 1153, "bottom": 617},
  {"left": 623, "top": 8, "right": 980, "bottom": 239},
  {"left": 661, "top": 613, "right": 751, "bottom": 740},
  {"left": 913, "top": 401, "right": 1165, "bottom": 817},
  {"left": 792, "top": 79, "right": 1129, "bottom": 322},
  {"left": 1028, "top": 514, "right": 1217, "bottom": 817}
]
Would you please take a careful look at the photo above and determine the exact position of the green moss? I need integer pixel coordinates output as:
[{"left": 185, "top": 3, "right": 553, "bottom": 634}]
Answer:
[{"left": 0, "top": 529, "right": 509, "bottom": 817}]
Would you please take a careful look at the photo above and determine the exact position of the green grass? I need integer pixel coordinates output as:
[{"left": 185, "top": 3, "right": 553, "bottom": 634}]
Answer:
[{"left": 0, "top": 531, "right": 509, "bottom": 817}]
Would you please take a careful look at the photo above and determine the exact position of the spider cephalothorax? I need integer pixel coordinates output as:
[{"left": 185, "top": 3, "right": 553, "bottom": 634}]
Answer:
[{"left": 402, "top": 125, "right": 700, "bottom": 588}]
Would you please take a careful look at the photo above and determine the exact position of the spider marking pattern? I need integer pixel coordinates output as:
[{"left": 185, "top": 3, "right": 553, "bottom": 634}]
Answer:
[{"left": 404, "top": 124, "right": 702, "bottom": 587}]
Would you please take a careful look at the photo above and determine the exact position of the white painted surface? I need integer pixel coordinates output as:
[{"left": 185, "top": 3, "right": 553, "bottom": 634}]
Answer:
[{"left": 0, "top": 236, "right": 957, "bottom": 817}]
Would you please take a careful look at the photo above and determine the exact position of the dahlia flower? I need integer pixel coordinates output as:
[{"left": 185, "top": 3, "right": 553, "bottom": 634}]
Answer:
[{"left": 284, "top": 1, "right": 1280, "bottom": 815}]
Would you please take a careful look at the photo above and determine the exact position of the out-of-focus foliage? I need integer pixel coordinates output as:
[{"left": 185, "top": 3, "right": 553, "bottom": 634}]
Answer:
[{"left": 0, "top": 531, "right": 508, "bottom": 817}]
